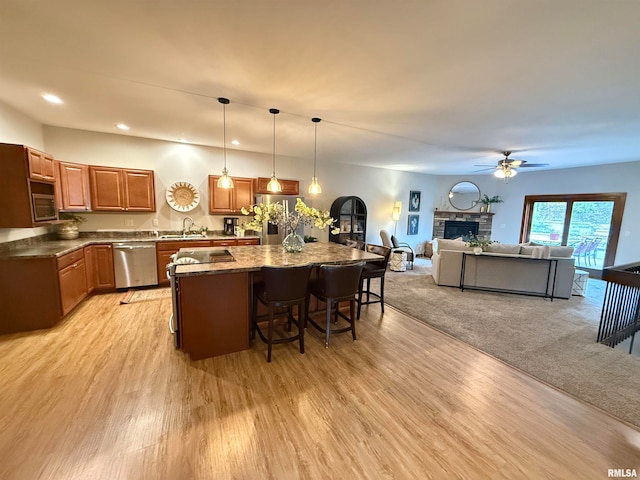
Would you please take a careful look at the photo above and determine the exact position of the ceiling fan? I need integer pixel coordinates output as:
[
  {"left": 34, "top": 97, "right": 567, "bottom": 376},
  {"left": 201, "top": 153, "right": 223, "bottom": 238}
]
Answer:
[{"left": 475, "top": 151, "right": 549, "bottom": 179}]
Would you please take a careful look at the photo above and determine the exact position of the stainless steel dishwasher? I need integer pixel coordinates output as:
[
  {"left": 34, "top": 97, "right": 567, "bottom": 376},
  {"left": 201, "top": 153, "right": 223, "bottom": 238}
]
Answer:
[{"left": 113, "top": 242, "right": 158, "bottom": 288}]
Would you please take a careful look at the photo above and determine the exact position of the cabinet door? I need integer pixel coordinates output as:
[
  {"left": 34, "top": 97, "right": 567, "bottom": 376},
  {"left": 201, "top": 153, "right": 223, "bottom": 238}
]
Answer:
[
  {"left": 58, "top": 161, "right": 91, "bottom": 211},
  {"left": 123, "top": 169, "right": 155, "bottom": 211},
  {"left": 90, "top": 166, "right": 124, "bottom": 211},
  {"left": 209, "top": 175, "right": 234, "bottom": 213},
  {"left": 157, "top": 250, "right": 175, "bottom": 286},
  {"left": 93, "top": 244, "right": 115, "bottom": 289},
  {"left": 233, "top": 178, "right": 254, "bottom": 212},
  {"left": 253, "top": 177, "right": 299, "bottom": 195},
  {"left": 84, "top": 246, "right": 95, "bottom": 293},
  {"left": 156, "top": 240, "right": 211, "bottom": 286},
  {"left": 27, "top": 148, "right": 55, "bottom": 181},
  {"left": 59, "top": 259, "right": 88, "bottom": 316}
]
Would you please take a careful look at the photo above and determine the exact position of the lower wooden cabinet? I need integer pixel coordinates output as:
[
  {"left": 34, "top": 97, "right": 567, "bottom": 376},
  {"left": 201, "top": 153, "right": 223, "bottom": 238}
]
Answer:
[
  {"left": 85, "top": 244, "right": 115, "bottom": 291},
  {"left": 156, "top": 240, "right": 211, "bottom": 286},
  {"left": 58, "top": 250, "right": 88, "bottom": 316}
]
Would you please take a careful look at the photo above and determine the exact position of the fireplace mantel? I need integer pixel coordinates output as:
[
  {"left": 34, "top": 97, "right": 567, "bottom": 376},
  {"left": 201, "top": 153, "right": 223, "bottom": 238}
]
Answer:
[{"left": 432, "top": 210, "right": 494, "bottom": 239}]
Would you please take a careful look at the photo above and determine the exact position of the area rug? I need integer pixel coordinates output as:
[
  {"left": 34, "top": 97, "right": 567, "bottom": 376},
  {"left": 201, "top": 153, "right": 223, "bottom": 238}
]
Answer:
[
  {"left": 120, "top": 288, "right": 172, "bottom": 304},
  {"left": 384, "top": 259, "right": 640, "bottom": 428}
]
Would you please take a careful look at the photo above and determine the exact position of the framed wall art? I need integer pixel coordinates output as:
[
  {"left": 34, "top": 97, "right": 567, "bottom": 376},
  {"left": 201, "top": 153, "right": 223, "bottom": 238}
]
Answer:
[
  {"left": 407, "top": 214, "right": 419, "bottom": 235},
  {"left": 409, "top": 190, "right": 421, "bottom": 212}
]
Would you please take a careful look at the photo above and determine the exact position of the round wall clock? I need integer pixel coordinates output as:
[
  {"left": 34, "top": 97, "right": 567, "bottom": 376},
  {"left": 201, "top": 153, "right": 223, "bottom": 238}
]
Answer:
[{"left": 166, "top": 181, "right": 200, "bottom": 212}]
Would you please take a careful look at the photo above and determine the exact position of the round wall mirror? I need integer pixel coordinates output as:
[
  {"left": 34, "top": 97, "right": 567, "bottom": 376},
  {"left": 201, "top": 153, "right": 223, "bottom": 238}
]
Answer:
[{"left": 448, "top": 181, "right": 480, "bottom": 210}]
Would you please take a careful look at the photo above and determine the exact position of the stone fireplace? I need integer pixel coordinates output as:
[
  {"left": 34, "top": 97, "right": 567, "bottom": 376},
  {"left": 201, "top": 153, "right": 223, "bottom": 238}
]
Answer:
[{"left": 432, "top": 211, "right": 494, "bottom": 239}]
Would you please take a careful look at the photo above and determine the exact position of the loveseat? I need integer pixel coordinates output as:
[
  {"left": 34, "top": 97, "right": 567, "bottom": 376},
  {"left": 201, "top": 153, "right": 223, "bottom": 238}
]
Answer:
[{"left": 431, "top": 239, "right": 576, "bottom": 299}]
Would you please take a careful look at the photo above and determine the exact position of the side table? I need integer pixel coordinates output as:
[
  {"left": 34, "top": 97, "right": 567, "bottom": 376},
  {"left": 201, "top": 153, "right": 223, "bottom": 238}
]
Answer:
[
  {"left": 389, "top": 250, "right": 407, "bottom": 272},
  {"left": 572, "top": 269, "right": 589, "bottom": 296}
]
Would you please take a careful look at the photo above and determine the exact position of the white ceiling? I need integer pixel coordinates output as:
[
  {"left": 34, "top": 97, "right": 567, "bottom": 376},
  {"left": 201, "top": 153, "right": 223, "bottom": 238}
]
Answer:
[{"left": 1, "top": 1, "right": 639, "bottom": 175}]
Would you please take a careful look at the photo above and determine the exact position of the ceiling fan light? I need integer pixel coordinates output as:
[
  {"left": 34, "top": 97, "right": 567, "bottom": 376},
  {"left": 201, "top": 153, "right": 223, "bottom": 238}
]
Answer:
[
  {"left": 493, "top": 169, "right": 506, "bottom": 178},
  {"left": 508, "top": 168, "right": 518, "bottom": 177}
]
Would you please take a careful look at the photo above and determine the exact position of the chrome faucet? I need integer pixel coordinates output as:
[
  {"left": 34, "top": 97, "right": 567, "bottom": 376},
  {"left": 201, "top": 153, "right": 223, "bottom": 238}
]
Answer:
[{"left": 182, "top": 216, "right": 194, "bottom": 236}]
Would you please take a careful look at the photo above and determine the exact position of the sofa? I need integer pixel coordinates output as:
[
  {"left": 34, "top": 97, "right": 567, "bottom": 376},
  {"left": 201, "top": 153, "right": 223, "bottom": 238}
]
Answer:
[{"left": 431, "top": 238, "right": 576, "bottom": 299}]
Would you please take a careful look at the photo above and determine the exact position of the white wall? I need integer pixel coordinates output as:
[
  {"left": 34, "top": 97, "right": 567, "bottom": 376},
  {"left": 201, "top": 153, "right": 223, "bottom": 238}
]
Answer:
[
  {"left": 43, "top": 126, "right": 434, "bottom": 248},
  {"left": 0, "top": 101, "right": 50, "bottom": 243},
  {"left": 432, "top": 162, "right": 640, "bottom": 265}
]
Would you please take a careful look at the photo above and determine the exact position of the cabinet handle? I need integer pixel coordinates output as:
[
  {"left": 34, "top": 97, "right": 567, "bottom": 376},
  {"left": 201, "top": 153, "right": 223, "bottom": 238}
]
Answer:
[{"left": 73, "top": 263, "right": 78, "bottom": 268}]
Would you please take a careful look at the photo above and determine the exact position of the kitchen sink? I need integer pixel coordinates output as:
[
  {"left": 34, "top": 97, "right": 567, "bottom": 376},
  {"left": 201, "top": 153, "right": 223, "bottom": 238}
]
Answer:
[{"left": 159, "top": 233, "right": 207, "bottom": 239}]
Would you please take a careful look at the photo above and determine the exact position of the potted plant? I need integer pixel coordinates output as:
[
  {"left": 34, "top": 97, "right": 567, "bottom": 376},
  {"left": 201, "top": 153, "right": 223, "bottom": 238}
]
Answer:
[
  {"left": 466, "top": 234, "right": 494, "bottom": 254},
  {"left": 57, "top": 213, "right": 86, "bottom": 239},
  {"left": 480, "top": 194, "right": 503, "bottom": 213}
]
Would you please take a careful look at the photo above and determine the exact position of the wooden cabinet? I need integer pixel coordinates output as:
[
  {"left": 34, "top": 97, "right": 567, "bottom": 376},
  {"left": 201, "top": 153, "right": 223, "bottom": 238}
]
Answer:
[
  {"left": 56, "top": 161, "right": 91, "bottom": 212},
  {"left": 27, "top": 148, "right": 56, "bottom": 181},
  {"left": 253, "top": 177, "right": 299, "bottom": 195},
  {"left": 329, "top": 196, "right": 367, "bottom": 245},
  {"left": 156, "top": 240, "right": 211, "bottom": 286},
  {"left": 85, "top": 244, "right": 115, "bottom": 291},
  {"left": 57, "top": 249, "right": 88, "bottom": 316},
  {"left": 0, "top": 143, "right": 58, "bottom": 228},
  {"left": 90, "top": 166, "right": 155, "bottom": 212},
  {"left": 208, "top": 176, "right": 254, "bottom": 214},
  {"left": 236, "top": 238, "right": 260, "bottom": 246}
]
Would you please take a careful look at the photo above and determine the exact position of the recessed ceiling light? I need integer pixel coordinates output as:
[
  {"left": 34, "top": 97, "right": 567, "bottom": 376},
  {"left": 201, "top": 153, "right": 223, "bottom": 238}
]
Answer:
[
  {"left": 116, "top": 123, "right": 130, "bottom": 131},
  {"left": 231, "top": 139, "right": 240, "bottom": 145},
  {"left": 42, "top": 93, "right": 63, "bottom": 104}
]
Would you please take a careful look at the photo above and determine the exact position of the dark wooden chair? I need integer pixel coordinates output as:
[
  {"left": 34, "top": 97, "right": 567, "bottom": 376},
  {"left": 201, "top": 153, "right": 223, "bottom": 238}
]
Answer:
[
  {"left": 345, "top": 239, "right": 365, "bottom": 250},
  {"left": 252, "top": 264, "right": 313, "bottom": 362},
  {"left": 356, "top": 244, "right": 392, "bottom": 319},
  {"left": 306, "top": 262, "right": 364, "bottom": 347}
]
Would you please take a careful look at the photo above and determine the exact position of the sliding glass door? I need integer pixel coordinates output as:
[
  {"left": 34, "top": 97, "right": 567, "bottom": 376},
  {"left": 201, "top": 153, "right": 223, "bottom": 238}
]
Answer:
[{"left": 521, "top": 193, "right": 627, "bottom": 275}]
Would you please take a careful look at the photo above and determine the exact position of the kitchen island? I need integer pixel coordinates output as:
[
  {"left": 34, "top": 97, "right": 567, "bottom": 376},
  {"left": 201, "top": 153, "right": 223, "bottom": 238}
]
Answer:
[{"left": 171, "top": 242, "right": 382, "bottom": 360}]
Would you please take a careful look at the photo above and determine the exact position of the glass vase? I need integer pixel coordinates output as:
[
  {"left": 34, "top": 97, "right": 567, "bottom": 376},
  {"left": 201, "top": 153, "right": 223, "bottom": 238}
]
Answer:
[{"left": 282, "top": 233, "right": 305, "bottom": 253}]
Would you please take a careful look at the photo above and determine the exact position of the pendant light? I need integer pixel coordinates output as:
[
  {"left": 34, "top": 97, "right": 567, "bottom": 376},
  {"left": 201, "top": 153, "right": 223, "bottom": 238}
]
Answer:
[
  {"left": 308, "top": 117, "right": 322, "bottom": 195},
  {"left": 267, "top": 108, "right": 282, "bottom": 192},
  {"left": 216, "top": 97, "right": 234, "bottom": 189}
]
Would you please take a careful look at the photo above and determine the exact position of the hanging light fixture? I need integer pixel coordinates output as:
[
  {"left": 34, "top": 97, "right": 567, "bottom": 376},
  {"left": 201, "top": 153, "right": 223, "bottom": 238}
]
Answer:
[
  {"left": 216, "top": 97, "right": 234, "bottom": 189},
  {"left": 267, "top": 108, "right": 282, "bottom": 193},
  {"left": 308, "top": 117, "right": 322, "bottom": 194},
  {"left": 494, "top": 164, "right": 518, "bottom": 179}
]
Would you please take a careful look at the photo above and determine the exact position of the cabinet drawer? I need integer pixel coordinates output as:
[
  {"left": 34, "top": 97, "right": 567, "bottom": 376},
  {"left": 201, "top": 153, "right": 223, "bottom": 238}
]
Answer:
[
  {"left": 57, "top": 248, "right": 85, "bottom": 270},
  {"left": 211, "top": 239, "right": 237, "bottom": 247},
  {"left": 236, "top": 238, "right": 260, "bottom": 246},
  {"left": 156, "top": 240, "right": 211, "bottom": 252}
]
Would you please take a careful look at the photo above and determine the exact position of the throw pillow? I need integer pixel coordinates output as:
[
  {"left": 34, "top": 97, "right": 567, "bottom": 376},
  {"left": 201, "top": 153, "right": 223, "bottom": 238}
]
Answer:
[
  {"left": 484, "top": 243, "right": 521, "bottom": 255},
  {"left": 390, "top": 235, "right": 400, "bottom": 248},
  {"left": 436, "top": 238, "right": 472, "bottom": 252}
]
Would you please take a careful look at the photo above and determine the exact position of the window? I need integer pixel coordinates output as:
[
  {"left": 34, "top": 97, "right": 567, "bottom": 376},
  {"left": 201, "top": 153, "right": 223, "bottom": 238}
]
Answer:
[{"left": 521, "top": 193, "right": 627, "bottom": 273}]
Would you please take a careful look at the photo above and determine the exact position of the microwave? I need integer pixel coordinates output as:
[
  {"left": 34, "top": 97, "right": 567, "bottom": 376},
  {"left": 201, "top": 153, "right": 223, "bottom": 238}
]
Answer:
[{"left": 32, "top": 193, "right": 57, "bottom": 222}]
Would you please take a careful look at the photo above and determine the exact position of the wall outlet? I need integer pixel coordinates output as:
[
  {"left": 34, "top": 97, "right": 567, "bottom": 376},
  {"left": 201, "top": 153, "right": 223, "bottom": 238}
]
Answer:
[
  {"left": 124, "top": 219, "right": 134, "bottom": 227},
  {"left": 152, "top": 218, "right": 159, "bottom": 227}
]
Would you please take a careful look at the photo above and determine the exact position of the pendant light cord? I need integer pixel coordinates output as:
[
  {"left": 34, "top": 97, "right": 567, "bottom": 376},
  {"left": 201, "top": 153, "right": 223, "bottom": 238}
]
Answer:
[
  {"left": 269, "top": 108, "right": 279, "bottom": 176},
  {"left": 313, "top": 121, "right": 318, "bottom": 177},
  {"left": 222, "top": 102, "right": 227, "bottom": 169}
]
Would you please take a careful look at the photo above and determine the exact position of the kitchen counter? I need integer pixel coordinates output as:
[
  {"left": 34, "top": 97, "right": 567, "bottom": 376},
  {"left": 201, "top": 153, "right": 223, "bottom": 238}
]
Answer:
[
  {"left": 172, "top": 242, "right": 383, "bottom": 360},
  {"left": 174, "top": 242, "right": 382, "bottom": 276},
  {"left": 0, "top": 233, "right": 260, "bottom": 259}
]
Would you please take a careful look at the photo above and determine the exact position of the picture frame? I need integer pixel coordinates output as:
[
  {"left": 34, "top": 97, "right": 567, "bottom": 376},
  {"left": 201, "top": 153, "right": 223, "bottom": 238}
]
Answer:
[
  {"left": 407, "top": 214, "right": 419, "bottom": 235},
  {"left": 409, "top": 190, "right": 421, "bottom": 212}
]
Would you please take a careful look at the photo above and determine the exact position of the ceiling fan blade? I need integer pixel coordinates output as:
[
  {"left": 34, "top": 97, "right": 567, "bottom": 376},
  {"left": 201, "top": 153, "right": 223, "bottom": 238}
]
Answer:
[
  {"left": 509, "top": 160, "right": 525, "bottom": 166},
  {"left": 473, "top": 164, "right": 498, "bottom": 167},
  {"left": 519, "top": 163, "right": 549, "bottom": 168},
  {"left": 473, "top": 167, "right": 498, "bottom": 172}
]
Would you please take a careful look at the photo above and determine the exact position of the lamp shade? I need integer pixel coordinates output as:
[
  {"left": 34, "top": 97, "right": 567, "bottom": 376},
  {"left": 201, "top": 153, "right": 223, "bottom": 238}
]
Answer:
[{"left": 392, "top": 201, "right": 402, "bottom": 221}]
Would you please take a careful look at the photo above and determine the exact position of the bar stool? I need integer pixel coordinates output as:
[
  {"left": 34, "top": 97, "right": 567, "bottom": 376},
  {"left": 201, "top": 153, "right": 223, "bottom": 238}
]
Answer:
[
  {"left": 306, "top": 262, "right": 364, "bottom": 347},
  {"left": 252, "top": 264, "right": 312, "bottom": 362},
  {"left": 356, "top": 244, "right": 392, "bottom": 319}
]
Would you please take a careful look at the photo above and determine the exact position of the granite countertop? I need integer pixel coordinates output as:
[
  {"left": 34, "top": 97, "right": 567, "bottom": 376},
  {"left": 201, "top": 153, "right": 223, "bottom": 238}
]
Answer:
[
  {"left": 0, "top": 233, "right": 260, "bottom": 259},
  {"left": 174, "top": 243, "right": 382, "bottom": 276}
]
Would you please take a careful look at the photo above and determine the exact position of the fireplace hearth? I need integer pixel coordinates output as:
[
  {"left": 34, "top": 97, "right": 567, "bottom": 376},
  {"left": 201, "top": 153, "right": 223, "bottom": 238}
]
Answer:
[{"left": 432, "top": 211, "right": 493, "bottom": 240}]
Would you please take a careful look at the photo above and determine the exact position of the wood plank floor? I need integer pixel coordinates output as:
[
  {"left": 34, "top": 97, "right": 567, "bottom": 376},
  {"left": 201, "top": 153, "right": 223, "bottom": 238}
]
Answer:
[{"left": 1, "top": 291, "right": 639, "bottom": 479}]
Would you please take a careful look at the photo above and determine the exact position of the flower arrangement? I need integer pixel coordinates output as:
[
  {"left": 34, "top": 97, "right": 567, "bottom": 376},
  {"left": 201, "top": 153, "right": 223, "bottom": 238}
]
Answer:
[
  {"left": 241, "top": 198, "right": 340, "bottom": 235},
  {"left": 466, "top": 234, "right": 494, "bottom": 249},
  {"left": 480, "top": 194, "right": 503, "bottom": 206}
]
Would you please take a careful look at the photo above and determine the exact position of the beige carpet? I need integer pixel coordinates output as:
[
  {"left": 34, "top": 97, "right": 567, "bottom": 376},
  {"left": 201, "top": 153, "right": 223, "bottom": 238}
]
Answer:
[{"left": 384, "top": 258, "right": 640, "bottom": 428}]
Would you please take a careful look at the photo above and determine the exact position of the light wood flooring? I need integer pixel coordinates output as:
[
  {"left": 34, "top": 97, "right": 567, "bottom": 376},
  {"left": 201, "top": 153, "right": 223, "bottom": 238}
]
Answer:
[{"left": 1, "top": 291, "right": 639, "bottom": 479}]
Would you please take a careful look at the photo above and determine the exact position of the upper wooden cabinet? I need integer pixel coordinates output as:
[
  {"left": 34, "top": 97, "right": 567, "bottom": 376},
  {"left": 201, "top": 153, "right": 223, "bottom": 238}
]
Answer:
[
  {"left": 27, "top": 148, "right": 56, "bottom": 182},
  {"left": 0, "top": 143, "right": 58, "bottom": 228},
  {"left": 253, "top": 177, "right": 299, "bottom": 195},
  {"left": 56, "top": 161, "right": 91, "bottom": 212},
  {"left": 209, "top": 176, "right": 254, "bottom": 214},
  {"left": 89, "top": 166, "right": 156, "bottom": 212}
]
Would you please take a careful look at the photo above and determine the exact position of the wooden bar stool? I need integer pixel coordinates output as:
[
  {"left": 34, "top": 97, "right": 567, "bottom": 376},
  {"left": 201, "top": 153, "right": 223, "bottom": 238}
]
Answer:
[
  {"left": 252, "top": 264, "right": 312, "bottom": 362},
  {"left": 306, "top": 262, "right": 364, "bottom": 347},
  {"left": 356, "top": 244, "right": 392, "bottom": 319}
]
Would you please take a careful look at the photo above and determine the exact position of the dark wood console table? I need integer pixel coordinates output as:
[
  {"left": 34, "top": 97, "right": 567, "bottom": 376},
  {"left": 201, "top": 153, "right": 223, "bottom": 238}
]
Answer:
[{"left": 460, "top": 252, "right": 559, "bottom": 301}]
